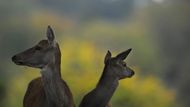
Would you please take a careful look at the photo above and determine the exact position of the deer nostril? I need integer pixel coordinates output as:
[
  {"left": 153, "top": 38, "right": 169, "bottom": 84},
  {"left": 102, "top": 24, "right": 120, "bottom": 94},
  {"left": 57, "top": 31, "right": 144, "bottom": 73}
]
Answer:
[
  {"left": 12, "top": 55, "right": 24, "bottom": 65},
  {"left": 12, "top": 55, "right": 17, "bottom": 61},
  {"left": 131, "top": 71, "right": 135, "bottom": 76}
]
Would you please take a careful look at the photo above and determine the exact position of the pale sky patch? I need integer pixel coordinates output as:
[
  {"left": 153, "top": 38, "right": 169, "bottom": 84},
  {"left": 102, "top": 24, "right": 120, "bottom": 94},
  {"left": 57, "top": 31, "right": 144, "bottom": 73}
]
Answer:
[{"left": 152, "top": 0, "right": 165, "bottom": 3}]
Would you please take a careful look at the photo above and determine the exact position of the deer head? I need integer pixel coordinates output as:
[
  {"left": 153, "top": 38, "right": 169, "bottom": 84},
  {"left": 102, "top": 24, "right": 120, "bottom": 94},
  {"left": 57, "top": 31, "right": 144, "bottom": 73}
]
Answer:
[
  {"left": 104, "top": 49, "right": 134, "bottom": 79},
  {"left": 12, "top": 26, "right": 60, "bottom": 69}
]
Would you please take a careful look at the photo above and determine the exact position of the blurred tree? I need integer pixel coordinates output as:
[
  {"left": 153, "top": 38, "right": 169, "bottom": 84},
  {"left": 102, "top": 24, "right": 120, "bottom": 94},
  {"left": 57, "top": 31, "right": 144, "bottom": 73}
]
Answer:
[
  {"left": 34, "top": 0, "right": 135, "bottom": 21},
  {"left": 146, "top": 2, "right": 190, "bottom": 107},
  {"left": 169, "top": 0, "right": 190, "bottom": 3}
]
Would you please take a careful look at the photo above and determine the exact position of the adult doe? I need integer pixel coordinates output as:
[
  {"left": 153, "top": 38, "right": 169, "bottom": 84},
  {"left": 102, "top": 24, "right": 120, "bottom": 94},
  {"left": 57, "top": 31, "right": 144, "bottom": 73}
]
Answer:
[
  {"left": 12, "top": 26, "right": 75, "bottom": 107},
  {"left": 79, "top": 49, "right": 134, "bottom": 107}
]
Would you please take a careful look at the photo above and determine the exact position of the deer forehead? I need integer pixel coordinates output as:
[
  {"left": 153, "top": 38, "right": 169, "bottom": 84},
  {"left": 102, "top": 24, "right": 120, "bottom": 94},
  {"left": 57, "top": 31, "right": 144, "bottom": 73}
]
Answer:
[
  {"left": 37, "top": 40, "right": 49, "bottom": 47},
  {"left": 110, "top": 58, "right": 122, "bottom": 63},
  {"left": 37, "top": 40, "right": 57, "bottom": 48}
]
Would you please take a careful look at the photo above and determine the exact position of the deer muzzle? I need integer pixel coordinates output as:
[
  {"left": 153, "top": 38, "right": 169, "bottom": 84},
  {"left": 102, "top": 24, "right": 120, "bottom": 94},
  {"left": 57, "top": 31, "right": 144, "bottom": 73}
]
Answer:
[{"left": 12, "top": 55, "right": 24, "bottom": 65}]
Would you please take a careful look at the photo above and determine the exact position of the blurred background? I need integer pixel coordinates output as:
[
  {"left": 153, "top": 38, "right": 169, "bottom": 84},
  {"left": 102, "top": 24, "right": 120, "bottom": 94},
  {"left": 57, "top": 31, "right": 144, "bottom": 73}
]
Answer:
[{"left": 0, "top": 0, "right": 190, "bottom": 107}]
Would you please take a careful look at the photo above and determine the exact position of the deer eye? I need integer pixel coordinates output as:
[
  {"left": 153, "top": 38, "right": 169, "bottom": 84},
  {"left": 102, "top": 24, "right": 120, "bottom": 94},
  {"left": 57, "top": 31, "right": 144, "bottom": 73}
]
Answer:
[
  {"left": 35, "top": 46, "right": 42, "bottom": 50},
  {"left": 122, "top": 62, "right": 127, "bottom": 67}
]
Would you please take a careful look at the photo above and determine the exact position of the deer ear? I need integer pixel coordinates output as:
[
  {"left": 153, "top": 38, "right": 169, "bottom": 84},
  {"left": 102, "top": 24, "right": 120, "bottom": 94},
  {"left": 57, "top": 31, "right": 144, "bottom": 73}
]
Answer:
[
  {"left": 47, "top": 25, "right": 55, "bottom": 44},
  {"left": 116, "top": 48, "right": 132, "bottom": 60},
  {"left": 104, "top": 50, "right": 112, "bottom": 64}
]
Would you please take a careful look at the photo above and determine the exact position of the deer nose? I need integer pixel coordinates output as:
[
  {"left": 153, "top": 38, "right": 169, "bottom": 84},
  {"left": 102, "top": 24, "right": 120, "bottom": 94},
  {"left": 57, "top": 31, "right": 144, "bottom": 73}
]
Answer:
[
  {"left": 12, "top": 55, "right": 24, "bottom": 65},
  {"left": 12, "top": 55, "right": 21, "bottom": 62},
  {"left": 131, "top": 70, "right": 135, "bottom": 76},
  {"left": 12, "top": 55, "right": 17, "bottom": 62}
]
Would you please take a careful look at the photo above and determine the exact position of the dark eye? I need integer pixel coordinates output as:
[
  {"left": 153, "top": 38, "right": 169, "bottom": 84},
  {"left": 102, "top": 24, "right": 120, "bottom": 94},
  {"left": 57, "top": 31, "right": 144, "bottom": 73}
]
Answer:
[
  {"left": 122, "top": 62, "right": 127, "bottom": 67},
  {"left": 35, "top": 46, "right": 42, "bottom": 50}
]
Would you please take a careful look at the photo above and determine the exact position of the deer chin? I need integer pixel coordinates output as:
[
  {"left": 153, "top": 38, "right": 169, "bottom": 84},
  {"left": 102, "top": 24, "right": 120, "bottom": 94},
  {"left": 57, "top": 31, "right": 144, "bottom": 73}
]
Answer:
[
  {"left": 12, "top": 59, "right": 24, "bottom": 65},
  {"left": 13, "top": 61, "right": 44, "bottom": 69},
  {"left": 25, "top": 63, "right": 45, "bottom": 69},
  {"left": 12, "top": 60, "right": 24, "bottom": 65}
]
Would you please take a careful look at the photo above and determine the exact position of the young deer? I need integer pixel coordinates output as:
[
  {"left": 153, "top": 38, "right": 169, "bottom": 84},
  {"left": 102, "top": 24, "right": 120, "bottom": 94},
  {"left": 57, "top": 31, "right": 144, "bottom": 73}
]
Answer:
[
  {"left": 12, "top": 26, "right": 75, "bottom": 107},
  {"left": 79, "top": 49, "right": 134, "bottom": 107}
]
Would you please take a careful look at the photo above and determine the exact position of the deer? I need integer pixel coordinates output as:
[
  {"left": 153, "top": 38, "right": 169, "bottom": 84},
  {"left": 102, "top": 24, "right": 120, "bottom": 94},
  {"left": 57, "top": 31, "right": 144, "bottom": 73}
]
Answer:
[
  {"left": 12, "top": 26, "right": 75, "bottom": 107},
  {"left": 79, "top": 49, "right": 135, "bottom": 107}
]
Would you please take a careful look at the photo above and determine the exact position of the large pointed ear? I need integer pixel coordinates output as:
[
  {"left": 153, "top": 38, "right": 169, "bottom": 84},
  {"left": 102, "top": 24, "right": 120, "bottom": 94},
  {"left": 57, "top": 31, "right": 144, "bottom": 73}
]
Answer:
[
  {"left": 47, "top": 25, "right": 55, "bottom": 45},
  {"left": 104, "top": 50, "right": 112, "bottom": 64},
  {"left": 116, "top": 48, "right": 132, "bottom": 60}
]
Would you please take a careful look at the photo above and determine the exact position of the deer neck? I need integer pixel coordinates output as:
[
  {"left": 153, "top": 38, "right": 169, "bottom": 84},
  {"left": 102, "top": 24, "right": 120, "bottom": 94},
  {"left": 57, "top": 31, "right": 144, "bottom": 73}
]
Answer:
[
  {"left": 98, "top": 65, "right": 119, "bottom": 88},
  {"left": 40, "top": 45, "right": 70, "bottom": 107},
  {"left": 41, "top": 45, "right": 62, "bottom": 79},
  {"left": 95, "top": 65, "right": 119, "bottom": 106}
]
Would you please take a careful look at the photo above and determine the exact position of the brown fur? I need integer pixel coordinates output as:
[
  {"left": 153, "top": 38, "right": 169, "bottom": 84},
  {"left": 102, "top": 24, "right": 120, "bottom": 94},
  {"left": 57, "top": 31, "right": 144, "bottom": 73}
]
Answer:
[{"left": 23, "top": 77, "right": 75, "bottom": 107}]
